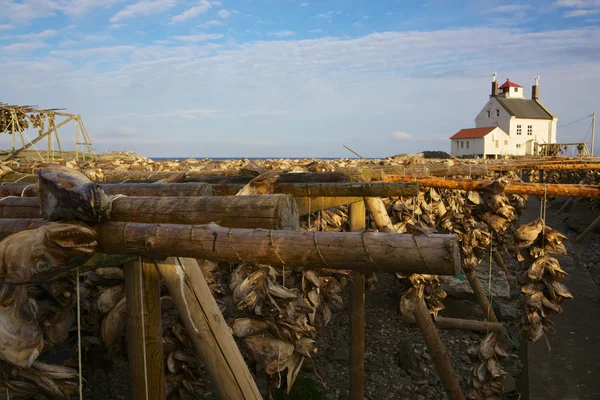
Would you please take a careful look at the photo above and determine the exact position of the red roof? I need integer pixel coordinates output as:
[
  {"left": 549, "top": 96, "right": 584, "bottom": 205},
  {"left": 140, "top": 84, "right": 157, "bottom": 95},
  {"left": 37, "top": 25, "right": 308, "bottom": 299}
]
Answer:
[
  {"left": 499, "top": 79, "right": 523, "bottom": 89},
  {"left": 449, "top": 127, "right": 496, "bottom": 140}
]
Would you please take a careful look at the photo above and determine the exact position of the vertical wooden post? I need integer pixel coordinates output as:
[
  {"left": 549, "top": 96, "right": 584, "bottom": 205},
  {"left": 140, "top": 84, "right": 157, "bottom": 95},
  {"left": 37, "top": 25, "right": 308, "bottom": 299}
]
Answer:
[
  {"left": 464, "top": 270, "right": 498, "bottom": 322},
  {"left": 75, "top": 119, "right": 79, "bottom": 162},
  {"left": 47, "top": 129, "right": 51, "bottom": 162},
  {"left": 349, "top": 200, "right": 366, "bottom": 400},
  {"left": 413, "top": 297, "right": 465, "bottom": 400},
  {"left": 124, "top": 258, "right": 165, "bottom": 400},
  {"left": 155, "top": 257, "right": 263, "bottom": 400}
]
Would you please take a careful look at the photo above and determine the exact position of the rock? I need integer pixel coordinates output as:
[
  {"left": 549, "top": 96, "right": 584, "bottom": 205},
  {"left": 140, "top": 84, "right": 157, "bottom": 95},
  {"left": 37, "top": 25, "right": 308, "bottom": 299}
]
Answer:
[
  {"left": 566, "top": 200, "right": 600, "bottom": 233},
  {"left": 440, "top": 261, "right": 510, "bottom": 300},
  {"left": 408, "top": 369, "right": 425, "bottom": 380},
  {"left": 550, "top": 197, "right": 569, "bottom": 210},
  {"left": 332, "top": 347, "right": 349, "bottom": 362},
  {"left": 415, "top": 380, "right": 428, "bottom": 386},
  {"left": 503, "top": 375, "right": 516, "bottom": 393},
  {"left": 396, "top": 344, "right": 418, "bottom": 371},
  {"left": 397, "top": 376, "right": 412, "bottom": 387},
  {"left": 493, "top": 300, "right": 519, "bottom": 321}
]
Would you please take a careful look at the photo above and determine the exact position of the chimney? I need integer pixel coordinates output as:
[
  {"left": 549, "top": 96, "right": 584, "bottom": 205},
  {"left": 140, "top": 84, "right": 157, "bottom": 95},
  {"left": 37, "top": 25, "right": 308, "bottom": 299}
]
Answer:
[
  {"left": 491, "top": 72, "right": 498, "bottom": 98},
  {"left": 532, "top": 75, "right": 539, "bottom": 100}
]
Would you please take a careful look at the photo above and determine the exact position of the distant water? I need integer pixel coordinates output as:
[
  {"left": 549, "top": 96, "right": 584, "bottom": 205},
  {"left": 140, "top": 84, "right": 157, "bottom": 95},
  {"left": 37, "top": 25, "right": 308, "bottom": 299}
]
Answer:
[{"left": 150, "top": 157, "right": 367, "bottom": 161}]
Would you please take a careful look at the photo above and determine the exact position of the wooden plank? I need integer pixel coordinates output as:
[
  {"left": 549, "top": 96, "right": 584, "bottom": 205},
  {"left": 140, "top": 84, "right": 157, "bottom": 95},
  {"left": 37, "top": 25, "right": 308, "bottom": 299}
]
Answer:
[
  {"left": 155, "top": 258, "right": 262, "bottom": 400},
  {"left": 349, "top": 201, "right": 365, "bottom": 400},
  {"left": 124, "top": 258, "right": 165, "bottom": 400}
]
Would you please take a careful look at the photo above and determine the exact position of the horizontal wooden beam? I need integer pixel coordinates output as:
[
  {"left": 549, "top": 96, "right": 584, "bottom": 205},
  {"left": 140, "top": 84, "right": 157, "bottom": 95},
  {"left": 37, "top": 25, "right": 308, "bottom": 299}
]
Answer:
[
  {"left": 0, "top": 194, "right": 299, "bottom": 230},
  {"left": 0, "top": 220, "right": 460, "bottom": 276},
  {"left": 384, "top": 176, "right": 600, "bottom": 198}
]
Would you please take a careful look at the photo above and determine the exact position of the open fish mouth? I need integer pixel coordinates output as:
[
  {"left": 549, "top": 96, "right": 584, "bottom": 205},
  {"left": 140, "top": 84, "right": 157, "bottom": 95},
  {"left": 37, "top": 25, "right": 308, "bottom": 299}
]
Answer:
[{"left": 46, "top": 224, "right": 97, "bottom": 252}]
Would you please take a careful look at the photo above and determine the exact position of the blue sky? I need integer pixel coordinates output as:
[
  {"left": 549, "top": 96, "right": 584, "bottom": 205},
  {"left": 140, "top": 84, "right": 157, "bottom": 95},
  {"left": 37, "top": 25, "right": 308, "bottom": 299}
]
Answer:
[{"left": 1, "top": 0, "right": 599, "bottom": 158}]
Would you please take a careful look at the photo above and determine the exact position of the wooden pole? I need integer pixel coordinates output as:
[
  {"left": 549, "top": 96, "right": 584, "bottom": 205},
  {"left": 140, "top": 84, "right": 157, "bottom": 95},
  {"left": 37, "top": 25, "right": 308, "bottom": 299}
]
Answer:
[
  {"left": 413, "top": 297, "right": 464, "bottom": 400},
  {"left": 296, "top": 196, "right": 361, "bottom": 215},
  {"left": 0, "top": 195, "right": 299, "bottom": 230},
  {"left": 349, "top": 201, "right": 365, "bottom": 400},
  {"left": 0, "top": 182, "right": 216, "bottom": 198},
  {"left": 464, "top": 269, "right": 498, "bottom": 323},
  {"left": 0, "top": 220, "right": 461, "bottom": 276},
  {"left": 124, "top": 258, "right": 165, "bottom": 400},
  {"left": 402, "top": 314, "right": 504, "bottom": 334},
  {"left": 385, "top": 176, "right": 600, "bottom": 198},
  {"left": 364, "top": 197, "right": 396, "bottom": 233},
  {"left": 155, "top": 257, "right": 262, "bottom": 400},
  {"left": 576, "top": 213, "right": 600, "bottom": 243},
  {"left": 274, "top": 182, "right": 419, "bottom": 197}
]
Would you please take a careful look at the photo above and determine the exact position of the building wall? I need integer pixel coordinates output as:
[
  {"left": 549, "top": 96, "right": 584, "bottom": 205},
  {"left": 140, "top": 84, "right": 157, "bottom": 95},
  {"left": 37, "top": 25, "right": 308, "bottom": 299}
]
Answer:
[
  {"left": 484, "top": 127, "right": 510, "bottom": 156},
  {"left": 475, "top": 97, "right": 511, "bottom": 134},
  {"left": 450, "top": 128, "right": 510, "bottom": 157},
  {"left": 451, "top": 138, "right": 485, "bottom": 157},
  {"left": 509, "top": 118, "right": 554, "bottom": 155}
]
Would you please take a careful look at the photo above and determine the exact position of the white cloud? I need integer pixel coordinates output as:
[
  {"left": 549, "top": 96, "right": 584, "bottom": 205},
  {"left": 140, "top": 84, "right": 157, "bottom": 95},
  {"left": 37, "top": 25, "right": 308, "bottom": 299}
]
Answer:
[
  {"left": 553, "top": 0, "right": 600, "bottom": 7},
  {"left": 173, "top": 34, "right": 224, "bottom": 42},
  {"left": 308, "top": 29, "right": 322, "bottom": 33},
  {"left": 1, "top": 42, "right": 47, "bottom": 52},
  {"left": 170, "top": 0, "right": 211, "bottom": 24},
  {"left": 199, "top": 20, "right": 225, "bottom": 28},
  {"left": 487, "top": 5, "right": 531, "bottom": 13},
  {"left": 391, "top": 131, "right": 413, "bottom": 140},
  {"left": 317, "top": 10, "right": 342, "bottom": 21},
  {"left": 300, "top": 2, "right": 309, "bottom": 6},
  {"left": 271, "top": 30, "right": 295, "bottom": 37},
  {"left": 110, "top": 0, "right": 176, "bottom": 23},
  {"left": 20, "top": 29, "right": 58, "bottom": 40},
  {"left": 0, "top": 24, "right": 12, "bottom": 30},
  {"left": 564, "top": 8, "right": 600, "bottom": 16},
  {"left": 1, "top": 27, "right": 599, "bottom": 157},
  {"left": 217, "top": 9, "right": 231, "bottom": 19}
]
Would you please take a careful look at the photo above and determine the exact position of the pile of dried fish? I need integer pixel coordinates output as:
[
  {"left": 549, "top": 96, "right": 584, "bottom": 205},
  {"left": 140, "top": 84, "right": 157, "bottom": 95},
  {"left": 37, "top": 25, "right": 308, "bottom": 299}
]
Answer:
[
  {"left": 466, "top": 332, "right": 508, "bottom": 399},
  {"left": 515, "top": 219, "right": 573, "bottom": 342},
  {"left": 396, "top": 274, "right": 447, "bottom": 320},
  {"left": 226, "top": 263, "right": 348, "bottom": 392}
]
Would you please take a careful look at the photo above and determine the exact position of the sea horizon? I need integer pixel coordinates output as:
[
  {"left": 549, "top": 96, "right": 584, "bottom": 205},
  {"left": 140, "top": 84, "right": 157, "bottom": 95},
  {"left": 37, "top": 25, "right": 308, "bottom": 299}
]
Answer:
[{"left": 149, "top": 156, "right": 372, "bottom": 161}]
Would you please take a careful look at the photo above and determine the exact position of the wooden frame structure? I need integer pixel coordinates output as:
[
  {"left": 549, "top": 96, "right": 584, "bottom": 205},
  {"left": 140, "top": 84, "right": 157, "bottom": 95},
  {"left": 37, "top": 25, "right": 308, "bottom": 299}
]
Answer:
[{"left": 0, "top": 103, "right": 93, "bottom": 162}]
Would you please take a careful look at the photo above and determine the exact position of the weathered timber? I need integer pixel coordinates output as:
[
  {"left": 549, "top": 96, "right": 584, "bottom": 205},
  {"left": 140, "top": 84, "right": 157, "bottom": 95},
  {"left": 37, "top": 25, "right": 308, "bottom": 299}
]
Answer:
[
  {"left": 0, "top": 220, "right": 461, "bottom": 275},
  {"left": 464, "top": 269, "right": 499, "bottom": 323},
  {"left": 0, "top": 182, "right": 216, "bottom": 198},
  {"left": 364, "top": 197, "right": 397, "bottom": 233},
  {"left": 385, "top": 176, "right": 600, "bottom": 198},
  {"left": 274, "top": 182, "right": 420, "bottom": 197},
  {"left": 576, "top": 214, "right": 600, "bottom": 243},
  {"left": 156, "top": 258, "right": 262, "bottom": 400},
  {"left": 0, "top": 195, "right": 299, "bottom": 230},
  {"left": 487, "top": 162, "right": 600, "bottom": 171},
  {"left": 349, "top": 201, "right": 365, "bottom": 400},
  {"left": 413, "top": 297, "right": 465, "bottom": 400},
  {"left": 402, "top": 314, "right": 504, "bottom": 333},
  {"left": 124, "top": 258, "right": 165, "bottom": 400},
  {"left": 295, "top": 197, "right": 362, "bottom": 215}
]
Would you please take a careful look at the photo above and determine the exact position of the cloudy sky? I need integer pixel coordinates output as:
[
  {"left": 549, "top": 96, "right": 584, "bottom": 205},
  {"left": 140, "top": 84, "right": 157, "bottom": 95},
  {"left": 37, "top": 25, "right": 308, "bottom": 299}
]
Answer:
[{"left": 1, "top": 0, "right": 599, "bottom": 158}]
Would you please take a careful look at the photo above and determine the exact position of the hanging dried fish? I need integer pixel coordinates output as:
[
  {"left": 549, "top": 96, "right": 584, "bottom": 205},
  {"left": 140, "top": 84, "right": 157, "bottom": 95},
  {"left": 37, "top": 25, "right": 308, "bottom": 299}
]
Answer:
[{"left": 467, "top": 332, "right": 508, "bottom": 399}]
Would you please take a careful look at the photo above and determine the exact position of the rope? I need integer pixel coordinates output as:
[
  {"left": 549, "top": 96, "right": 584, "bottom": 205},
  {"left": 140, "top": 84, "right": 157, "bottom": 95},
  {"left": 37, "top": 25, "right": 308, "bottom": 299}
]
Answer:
[
  {"left": 312, "top": 231, "right": 331, "bottom": 268},
  {"left": 20, "top": 184, "right": 35, "bottom": 197},
  {"left": 76, "top": 267, "right": 83, "bottom": 400},
  {"left": 0, "top": 196, "right": 18, "bottom": 202}
]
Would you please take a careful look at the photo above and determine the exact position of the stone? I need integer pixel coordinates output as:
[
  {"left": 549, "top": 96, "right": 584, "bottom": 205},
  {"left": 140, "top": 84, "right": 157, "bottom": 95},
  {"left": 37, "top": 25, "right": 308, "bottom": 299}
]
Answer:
[
  {"left": 566, "top": 200, "right": 600, "bottom": 233},
  {"left": 397, "top": 377, "right": 412, "bottom": 387},
  {"left": 396, "top": 344, "right": 418, "bottom": 371},
  {"left": 550, "top": 197, "right": 569, "bottom": 210},
  {"left": 332, "top": 347, "right": 349, "bottom": 362},
  {"left": 440, "top": 260, "right": 510, "bottom": 300},
  {"left": 503, "top": 375, "right": 516, "bottom": 393},
  {"left": 415, "top": 380, "right": 428, "bottom": 386},
  {"left": 493, "top": 300, "right": 519, "bottom": 321}
]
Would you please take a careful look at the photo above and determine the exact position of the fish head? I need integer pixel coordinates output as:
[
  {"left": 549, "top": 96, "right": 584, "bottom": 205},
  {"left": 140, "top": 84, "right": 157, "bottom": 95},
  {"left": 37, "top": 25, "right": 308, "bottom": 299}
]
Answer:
[{"left": 0, "top": 224, "right": 97, "bottom": 284}]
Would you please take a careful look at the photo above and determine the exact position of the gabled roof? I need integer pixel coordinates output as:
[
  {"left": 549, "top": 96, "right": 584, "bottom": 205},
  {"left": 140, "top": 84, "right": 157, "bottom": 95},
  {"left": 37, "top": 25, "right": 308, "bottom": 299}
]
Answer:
[
  {"left": 496, "top": 98, "right": 554, "bottom": 120},
  {"left": 449, "top": 127, "right": 496, "bottom": 140},
  {"left": 499, "top": 79, "right": 522, "bottom": 89}
]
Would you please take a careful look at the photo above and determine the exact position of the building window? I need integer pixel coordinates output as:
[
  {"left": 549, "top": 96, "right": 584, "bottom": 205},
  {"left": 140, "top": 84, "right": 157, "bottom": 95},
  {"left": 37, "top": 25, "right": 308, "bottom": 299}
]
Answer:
[
  {"left": 527, "top": 125, "right": 533, "bottom": 135},
  {"left": 461, "top": 141, "right": 464, "bottom": 149},
  {"left": 516, "top": 144, "right": 522, "bottom": 148},
  {"left": 514, "top": 87, "right": 518, "bottom": 92},
  {"left": 504, "top": 140, "right": 508, "bottom": 145},
  {"left": 466, "top": 141, "right": 469, "bottom": 149},
  {"left": 487, "top": 110, "right": 490, "bottom": 118},
  {"left": 516, "top": 125, "right": 522, "bottom": 135},
  {"left": 496, "top": 109, "right": 500, "bottom": 117}
]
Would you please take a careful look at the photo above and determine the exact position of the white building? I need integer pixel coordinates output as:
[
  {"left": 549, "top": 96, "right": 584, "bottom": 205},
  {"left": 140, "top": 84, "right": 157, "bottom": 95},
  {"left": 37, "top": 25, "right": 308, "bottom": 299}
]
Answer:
[
  {"left": 449, "top": 127, "right": 510, "bottom": 157},
  {"left": 450, "top": 73, "right": 558, "bottom": 157}
]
